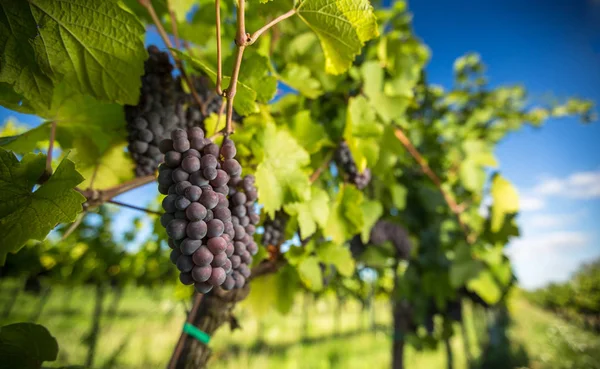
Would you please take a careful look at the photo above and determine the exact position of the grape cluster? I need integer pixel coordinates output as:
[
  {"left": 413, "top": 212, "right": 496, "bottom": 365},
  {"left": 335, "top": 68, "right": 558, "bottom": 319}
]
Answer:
[
  {"left": 158, "top": 128, "right": 258, "bottom": 293},
  {"left": 334, "top": 141, "right": 371, "bottom": 190},
  {"left": 262, "top": 211, "right": 288, "bottom": 247},
  {"left": 125, "top": 46, "right": 183, "bottom": 177},
  {"left": 350, "top": 220, "right": 411, "bottom": 260}
]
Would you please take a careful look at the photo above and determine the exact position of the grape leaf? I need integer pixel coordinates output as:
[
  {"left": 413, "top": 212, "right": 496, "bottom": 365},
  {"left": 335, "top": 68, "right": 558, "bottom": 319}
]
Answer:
[
  {"left": 0, "top": 149, "right": 85, "bottom": 264},
  {"left": 226, "top": 51, "right": 277, "bottom": 103},
  {"left": 390, "top": 183, "right": 407, "bottom": 210},
  {"left": 467, "top": 269, "right": 502, "bottom": 305},
  {"left": 284, "top": 187, "right": 330, "bottom": 239},
  {"left": 287, "top": 110, "right": 333, "bottom": 154},
  {"left": 203, "top": 113, "right": 226, "bottom": 138},
  {"left": 0, "top": 322, "right": 58, "bottom": 369},
  {"left": 255, "top": 123, "right": 311, "bottom": 218},
  {"left": 490, "top": 174, "right": 519, "bottom": 232},
  {"left": 296, "top": 0, "right": 378, "bottom": 74},
  {"left": 360, "top": 199, "right": 382, "bottom": 243},
  {"left": 0, "top": 0, "right": 147, "bottom": 108},
  {"left": 361, "top": 60, "right": 410, "bottom": 122},
  {"left": 325, "top": 184, "right": 364, "bottom": 245},
  {"left": 316, "top": 242, "right": 355, "bottom": 277},
  {"left": 75, "top": 143, "right": 135, "bottom": 190},
  {"left": 344, "top": 96, "right": 383, "bottom": 172},
  {"left": 279, "top": 64, "right": 323, "bottom": 99},
  {"left": 173, "top": 50, "right": 259, "bottom": 116},
  {"left": 298, "top": 255, "right": 323, "bottom": 291}
]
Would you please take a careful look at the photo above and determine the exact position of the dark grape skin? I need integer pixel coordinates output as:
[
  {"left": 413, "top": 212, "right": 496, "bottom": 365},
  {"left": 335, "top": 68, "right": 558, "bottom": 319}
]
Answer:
[
  {"left": 176, "top": 255, "right": 194, "bottom": 273},
  {"left": 180, "top": 238, "right": 202, "bottom": 255},
  {"left": 220, "top": 141, "right": 236, "bottom": 159},
  {"left": 211, "top": 252, "right": 228, "bottom": 267},
  {"left": 175, "top": 196, "right": 191, "bottom": 211},
  {"left": 170, "top": 248, "right": 182, "bottom": 264},
  {"left": 165, "top": 151, "right": 182, "bottom": 167},
  {"left": 179, "top": 272, "right": 194, "bottom": 285},
  {"left": 190, "top": 172, "right": 209, "bottom": 187},
  {"left": 210, "top": 170, "right": 229, "bottom": 187},
  {"left": 230, "top": 255, "right": 241, "bottom": 269},
  {"left": 172, "top": 168, "right": 190, "bottom": 182},
  {"left": 192, "top": 246, "right": 213, "bottom": 266},
  {"left": 199, "top": 190, "right": 219, "bottom": 209},
  {"left": 200, "top": 154, "right": 218, "bottom": 169},
  {"left": 181, "top": 156, "right": 201, "bottom": 173},
  {"left": 162, "top": 195, "right": 177, "bottom": 213},
  {"left": 194, "top": 282, "right": 213, "bottom": 294},
  {"left": 185, "top": 202, "right": 207, "bottom": 221},
  {"left": 222, "top": 159, "right": 241, "bottom": 176},
  {"left": 166, "top": 219, "right": 188, "bottom": 240},
  {"left": 191, "top": 265, "right": 212, "bottom": 282},
  {"left": 184, "top": 185, "right": 202, "bottom": 202},
  {"left": 203, "top": 143, "right": 220, "bottom": 157},
  {"left": 186, "top": 221, "right": 207, "bottom": 240},
  {"left": 159, "top": 139, "right": 174, "bottom": 153},
  {"left": 160, "top": 213, "right": 174, "bottom": 228},
  {"left": 175, "top": 181, "right": 192, "bottom": 195},
  {"left": 221, "top": 275, "right": 235, "bottom": 290},
  {"left": 203, "top": 167, "right": 218, "bottom": 181}
]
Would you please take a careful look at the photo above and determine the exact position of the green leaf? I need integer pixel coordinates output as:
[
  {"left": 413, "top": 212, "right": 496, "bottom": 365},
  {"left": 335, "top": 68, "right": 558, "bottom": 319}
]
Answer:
[
  {"left": 316, "top": 242, "right": 355, "bottom": 277},
  {"left": 203, "top": 113, "right": 226, "bottom": 138},
  {"left": 287, "top": 110, "right": 333, "bottom": 154},
  {"left": 75, "top": 143, "right": 135, "bottom": 190},
  {"left": 174, "top": 50, "right": 259, "bottom": 116},
  {"left": 285, "top": 187, "right": 330, "bottom": 239},
  {"left": 0, "top": 149, "right": 85, "bottom": 264},
  {"left": 296, "top": 0, "right": 378, "bottom": 74},
  {"left": 0, "top": 322, "right": 58, "bottom": 369},
  {"left": 390, "top": 184, "right": 407, "bottom": 210},
  {"left": 255, "top": 123, "right": 311, "bottom": 217},
  {"left": 0, "top": 0, "right": 147, "bottom": 108},
  {"left": 344, "top": 96, "right": 383, "bottom": 171},
  {"left": 230, "top": 51, "right": 277, "bottom": 103},
  {"left": 169, "top": 0, "right": 197, "bottom": 21},
  {"left": 279, "top": 64, "right": 323, "bottom": 98},
  {"left": 450, "top": 259, "right": 484, "bottom": 288},
  {"left": 360, "top": 199, "right": 382, "bottom": 243},
  {"left": 490, "top": 174, "right": 519, "bottom": 232},
  {"left": 298, "top": 256, "right": 323, "bottom": 291},
  {"left": 467, "top": 269, "right": 502, "bottom": 305},
  {"left": 325, "top": 184, "right": 364, "bottom": 245}
]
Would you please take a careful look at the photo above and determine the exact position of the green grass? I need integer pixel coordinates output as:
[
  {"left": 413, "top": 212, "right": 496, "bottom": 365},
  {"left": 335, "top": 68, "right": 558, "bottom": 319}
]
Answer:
[{"left": 0, "top": 281, "right": 599, "bottom": 369}]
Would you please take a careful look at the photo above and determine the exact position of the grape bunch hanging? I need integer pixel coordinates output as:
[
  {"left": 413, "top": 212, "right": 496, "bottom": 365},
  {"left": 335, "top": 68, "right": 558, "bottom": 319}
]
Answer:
[
  {"left": 158, "top": 128, "right": 259, "bottom": 292},
  {"left": 262, "top": 211, "right": 289, "bottom": 247},
  {"left": 125, "top": 46, "right": 184, "bottom": 177},
  {"left": 334, "top": 141, "right": 372, "bottom": 189}
]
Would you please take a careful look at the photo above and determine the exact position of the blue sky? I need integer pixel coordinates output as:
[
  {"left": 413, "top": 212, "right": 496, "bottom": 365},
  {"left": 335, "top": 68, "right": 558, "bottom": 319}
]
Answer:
[{"left": 1, "top": 0, "right": 599, "bottom": 289}]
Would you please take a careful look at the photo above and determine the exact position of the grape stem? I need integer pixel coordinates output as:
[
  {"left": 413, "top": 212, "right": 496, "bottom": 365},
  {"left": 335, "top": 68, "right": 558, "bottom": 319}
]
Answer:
[
  {"left": 107, "top": 199, "right": 163, "bottom": 216},
  {"left": 393, "top": 127, "right": 475, "bottom": 244},
  {"left": 77, "top": 175, "right": 155, "bottom": 208},
  {"left": 168, "top": 293, "right": 204, "bottom": 369},
  {"left": 310, "top": 151, "right": 333, "bottom": 183},
  {"left": 215, "top": 0, "right": 223, "bottom": 96},
  {"left": 138, "top": 0, "right": 208, "bottom": 115},
  {"left": 246, "top": 9, "right": 296, "bottom": 45},
  {"left": 166, "top": 0, "right": 181, "bottom": 49}
]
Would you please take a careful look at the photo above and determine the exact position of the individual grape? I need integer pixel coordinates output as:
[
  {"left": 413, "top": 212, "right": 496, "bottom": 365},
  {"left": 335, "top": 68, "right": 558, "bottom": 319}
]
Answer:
[
  {"left": 214, "top": 185, "right": 229, "bottom": 195},
  {"left": 222, "top": 159, "right": 241, "bottom": 176},
  {"left": 210, "top": 170, "right": 229, "bottom": 187},
  {"left": 225, "top": 241, "right": 234, "bottom": 257},
  {"left": 188, "top": 127, "right": 204, "bottom": 139},
  {"left": 165, "top": 151, "right": 181, "bottom": 167},
  {"left": 175, "top": 181, "right": 192, "bottom": 195},
  {"left": 207, "top": 236, "right": 227, "bottom": 254},
  {"left": 168, "top": 238, "right": 177, "bottom": 250},
  {"left": 247, "top": 242, "right": 258, "bottom": 255},
  {"left": 185, "top": 202, "right": 207, "bottom": 221},
  {"left": 190, "top": 172, "right": 209, "bottom": 187},
  {"left": 199, "top": 190, "right": 218, "bottom": 209},
  {"left": 233, "top": 225, "right": 246, "bottom": 240},
  {"left": 171, "top": 128, "right": 187, "bottom": 140},
  {"left": 233, "top": 273, "right": 245, "bottom": 289},
  {"left": 172, "top": 168, "right": 189, "bottom": 182},
  {"left": 162, "top": 194, "right": 177, "bottom": 213},
  {"left": 221, "top": 275, "right": 235, "bottom": 290},
  {"left": 175, "top": 196, "right": 191, "bottom": 210},
  {"left": 160, "top": 213, "right": 174, "bottom": 228},
  {"left": 238, "top": 264, "right": 251, "bottom": 279},
  {"left": 206, "top": 219, "right": 224, "bottom": 238},
  {"left": 203, "top": 143, "right": 220, "bottom": 157},
  {"left": 194, "top": 282, "right": 213, "bottom": 294},
  {"left": 232, "top": 192, "right": 246, "bottom": 206},
  {"left": 166, "top": 219, "right": 188, "bottom": 240},
  {"left": 184, "top": 185, "right": 202, "bottom": 202},
  {"left": 186, "top": 221, "right": 207, "bottom": 240},
  {"left": 192, "top": 246, "right": 213, "bottom": 266},
  {"left": 184, "top": 148, "right": 201, "bottom": 159},
  {"left": 216, "top": 193, "right": 229, "bottom": 208},
  {"left": 170, "top": 248, "right": 182, "bottom": 264},
  {"left": 223, "top": 258, "right": 232, "bottom": 274},
  {"left": 213, "top": 207, "right": 231, "bottom": 222},
  {"left": 208, "top": 267, "right": 226, "bottom": 285},
  {"left": 239, "top": 216, "right": 249, "bottom": 227},
  {"left": 176, "top": 255, "right": 194, "bottom": 273},
  {"left": 232, "top": 205, "right": 246, "bottom": 217},
  {"left": 200, "top": 154, "right": 217, "bottom": 169},
  {"left": 130, "top": 141, "right": 148, "bottom": 153},
  {"left": 202, "top": 167, "right": 217, "bottom": 181},
  {"left": 234, "top": 241, "right": 246, "bottom": 254},
  {"left": 211, "top": 252, "right": 227, "bottom": 267},
  {"left": 181, "top": 156, "right": 201, "bottom": 173},
  {"left": 179, "top": 272, "right": 194, "bottom": 285},
  {"left": 191, "top": 265, "right": 212, "bottom": 283},
  {"left": 220, "top": 140, "right": 236, "bottom": 159},
  {"left": 180, "top": 238, "right": 202, "bottom": 255},
  {"left": 204, "top": 209, "right": 214, "bottom": 222}
]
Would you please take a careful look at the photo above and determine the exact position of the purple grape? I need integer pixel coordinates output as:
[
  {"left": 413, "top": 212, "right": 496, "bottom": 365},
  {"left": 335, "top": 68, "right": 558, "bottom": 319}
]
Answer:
[
  {"left": 213, "top": 207, "right": 231, "bottom": 222},
  {"left": 208, "top": 267, "right": 226, "bottom": 286},
  {"left": 191, "top": 265, "right": 212, "bottom": 282},
  {"left": 170, "top": 248, "right": 182, "bottom": 264},
  {"left": 222, "top": 275, "right": 235, "bottom": 290},
  {"left": 172, "top": 168, "right": 189, "bottom": 182},
  {"left": 194, "top": 282, "right": 213, "bottom": 293},
  {"left": 180, "top": 238, "right": 202, "bottom": 255},
  {"left": 206, "top": 219, "right": 224, "bottom": 238},
  {"left": 210, "top": 170, "right": 229, "bottom": 187},
  {"left": 200, "top": 154, "right": 217, "bottom": 169},
  {"left": 203, "top": 143, "right": 220, "bottom": 157},
  {"left": 181, "top": 156, "right": 201, "bottom": 173},
  {"left": 165, "top": 151, "right": 182, "bottom": 167},
  {"left": 162, "top": 194, "right": 177, "bottom": 213},
  {"left": 199, "top": 190, "right": 218, "bottom": 209},
  {"left": 186, "top": 221, "right": 207, "bottom": 240},
  {"left": 160, "top": 213, "right": 174, "bottom": 228},
  {"left": 176, "top": 255, "right": 194, "bottom": 273},
  {"left": 192, "top": 246, "right": 213, "bottom": 266},
  {"left": 230, "top": 255, "right": 241, "bottom": 269},
  {"left": 175, "top": 181, "right": 192, "bottom": 195},
  {"left": 211, "top": 252, "right": 227, "bottom": 267},
  {"left": 186, "top": 202, "right": 207, "bottom": 221},
  {"left": 222, "top": 159, "right": 241, "bottom": 176},
  {"left": 166, "top": 219, "right": 188, "bottom": 240},
  {"left": 179, "top": 272, "right": 194, "bottom": 285},
  {"left": 175, "top": 196, "right": 191, "bottom": 210},
  {"left": 184, "top": 185, "right": 202, "bottom": 202},
  {"left": 203, "top": 167, "right": 217, "bottom": 181},
  {"left": 207, "top": 236, "right": 227, "bottom": 254}
]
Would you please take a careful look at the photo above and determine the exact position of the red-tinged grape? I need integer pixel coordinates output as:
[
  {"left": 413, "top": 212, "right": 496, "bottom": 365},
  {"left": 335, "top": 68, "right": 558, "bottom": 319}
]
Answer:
[
  {"left": 223, "top": 258, "right": 232, "bottom": 274},
  {"left": 230, "top": 255, "right": 241, "bottom": 269},
  {"left": 186, "top": 221, "right": 207, "bottom": 240},
  {"left": 184, "top": 185, "right": 202, "bottom": 202},
  {"left": 192, "top": 246, "right": 213, "bottom": 266},
  {"left": 222, "top": 275, "right": 235, "bottom": 290},
  {"left": 207, "top": 219, "right": 224, "bottom": 238},
  {"left": 222, "top": 159, "right": 241, "bottom": 176},
  {"left": 207, "top": 236, "right": 227, "bottom": 254},
  {"left": 203, "top": 143, "right": 220, "bottom": 157},
  {"left": 188, "top": 127, "right": 204, "bottom": 139},
  {"left": 203, "top": 167, "right": 217, "bottom": 181},
  {"left": 191, "top": 265, "right": 212, "bottom": 282},
  {"left": 210, "top": 170, "right": 229, "bottom": 187},
  {"left": 213, "top": 207, "right": 231, "bottom": 222},
  {"left": 200, "top": 154, "right": 217, "bottom": 169},
  {"left": 211, "top": 252, "right": 227, "bottom": 267},
  {"left": 181, "top": 156, "right": 201, "bottom": 173},
  {"left": 199, "top": 190, "right": 218, "bottom": 209},
  {"left": 194, "top": 282, "right": 213, "bottom": 294},
  {"left": 186, "top": 202, "right": 207, "bottom": 221},
  {"left": 208, "top": 267, "right": 226, "bottom": 285}
]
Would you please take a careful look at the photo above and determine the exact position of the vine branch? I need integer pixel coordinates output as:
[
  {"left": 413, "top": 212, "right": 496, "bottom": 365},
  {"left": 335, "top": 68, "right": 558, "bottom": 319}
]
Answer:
[
  {"left": 168, "top": 293, "right": 204, "bottom": 369},
  {"left": 394, "top": 128, "right": 475, "bottom": 244},
  {"left": 107, "top": 200, "right": 163, "bottom": 216},
  {"left": 215, "top": 0, "right": 223, "bottom": 95},
  {"left": 166, "top": 0, "right": 181, "bottom": 49},
  {"left": 77, "top": 175, "right": 155, "bottom": 208},
  {"left": 247, "top": 9, "right": 296, "bottom": 45}
]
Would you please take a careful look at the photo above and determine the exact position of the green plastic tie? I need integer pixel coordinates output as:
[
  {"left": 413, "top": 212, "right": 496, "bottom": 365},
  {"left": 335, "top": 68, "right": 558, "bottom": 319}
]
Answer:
[{"left": 183, "top": 322, "right": 211, "bottom": 345}]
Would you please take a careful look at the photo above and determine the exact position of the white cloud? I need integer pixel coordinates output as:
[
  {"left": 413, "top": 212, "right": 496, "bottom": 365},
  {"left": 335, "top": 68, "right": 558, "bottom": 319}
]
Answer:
[
  {"left": 532, "top": 170, "right": 600, "bottom": 199},
  {"left": 506, "top": 231, "right": 589, "bottom": 261},
  {"left": 522, "top": 212, "right": 581, "bottom": 229},
  {"left": 519, "top": 195, "right": 546, "bottom": 211}
]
